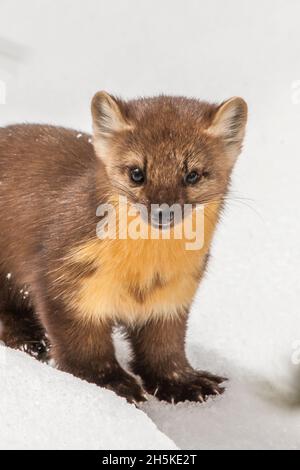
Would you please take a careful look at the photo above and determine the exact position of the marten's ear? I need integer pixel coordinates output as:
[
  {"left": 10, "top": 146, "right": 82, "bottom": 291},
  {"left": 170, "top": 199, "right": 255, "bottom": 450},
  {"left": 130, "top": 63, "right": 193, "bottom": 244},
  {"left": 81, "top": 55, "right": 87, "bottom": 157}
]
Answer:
[
  {"left": 207, "top": 97, "right": 248, "bottom": 164},
  {"left": 91, "top": 91, "right": 132, "bottom": 161},
  {"left": 92, "top": 91, "right": 130, "bottom": 134}
]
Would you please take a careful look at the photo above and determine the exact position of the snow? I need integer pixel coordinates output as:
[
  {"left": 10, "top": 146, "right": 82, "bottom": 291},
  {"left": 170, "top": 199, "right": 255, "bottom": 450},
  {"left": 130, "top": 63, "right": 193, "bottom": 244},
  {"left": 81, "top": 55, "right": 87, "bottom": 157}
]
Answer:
[
  {"left": 0, "top": 0, "right": 300, "bottom": 450},
  {"left": 0, "top": 344, "right": 176, "bottom": 450},
  {"left": 141, "top": 348, "right": 300, "bottom": 450}
]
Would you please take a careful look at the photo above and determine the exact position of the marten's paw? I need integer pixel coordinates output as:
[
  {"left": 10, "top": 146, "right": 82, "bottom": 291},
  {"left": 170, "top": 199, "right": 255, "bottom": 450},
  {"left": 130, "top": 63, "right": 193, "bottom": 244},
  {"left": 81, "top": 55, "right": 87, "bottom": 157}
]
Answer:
[
  {"left": 19, "top": 338, "right": 50, "bottom": 362},
  {"left": 0, "top": 316, "right": 50, "bottom": 363},
  {"left": 100, "top": 367, "right": 148, "bottom": 404},
  {"left": 143, "top": 370, "right": 227, "bottom": 404}
]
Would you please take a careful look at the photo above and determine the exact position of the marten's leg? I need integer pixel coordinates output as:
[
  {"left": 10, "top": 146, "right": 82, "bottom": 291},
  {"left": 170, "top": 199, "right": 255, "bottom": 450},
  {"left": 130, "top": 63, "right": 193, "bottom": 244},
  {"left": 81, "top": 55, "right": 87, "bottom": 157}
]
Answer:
[
  {"left": 0, "top": 276, "right": 49, "bottom": 361},
  {"left": 35, "top": 294, "right": 146, "bottom": 403},
  {"left": 127, "top": 312, "right": 226, "bottom": 403},
  {"left": 0, "top": 306, "right": 49, "bottom": 361}
]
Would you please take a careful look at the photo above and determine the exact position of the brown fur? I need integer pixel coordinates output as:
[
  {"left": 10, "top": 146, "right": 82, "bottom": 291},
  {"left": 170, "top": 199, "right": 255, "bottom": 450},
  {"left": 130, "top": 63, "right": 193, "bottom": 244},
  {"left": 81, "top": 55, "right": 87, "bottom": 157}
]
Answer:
[{"left": 0, "top": 93, "right": 247, "bottom": 403}]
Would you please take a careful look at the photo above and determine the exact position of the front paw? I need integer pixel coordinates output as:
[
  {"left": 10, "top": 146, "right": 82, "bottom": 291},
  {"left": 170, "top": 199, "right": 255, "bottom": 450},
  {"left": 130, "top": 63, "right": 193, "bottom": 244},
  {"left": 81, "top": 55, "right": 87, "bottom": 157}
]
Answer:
[
  {"left": 99, "top": 367, "right": 147, "bottom": 404},
  {"left": 20, "top": 338, "right": 50, "bottom": 362},
  {"left": 143, "top": 370, "right": 226, "bottom": 404}
]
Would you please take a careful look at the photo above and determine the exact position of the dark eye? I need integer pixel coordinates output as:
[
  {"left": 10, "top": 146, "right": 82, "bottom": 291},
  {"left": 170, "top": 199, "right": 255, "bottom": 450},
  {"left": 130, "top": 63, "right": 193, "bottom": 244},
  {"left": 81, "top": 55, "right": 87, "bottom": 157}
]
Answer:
[
  {"left": 130, "top": 167, "right": 145, "bottom": 184},
  {"left": 185, "top": 171, "right": 201, "bottom": 185}
]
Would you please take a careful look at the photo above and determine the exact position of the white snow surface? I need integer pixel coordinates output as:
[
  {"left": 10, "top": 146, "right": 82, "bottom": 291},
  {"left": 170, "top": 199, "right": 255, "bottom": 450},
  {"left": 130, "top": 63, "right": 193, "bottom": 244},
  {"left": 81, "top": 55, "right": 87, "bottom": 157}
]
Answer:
[
  {"left": 0, "top": 0, "right": 300, "bottom": 450},
  {"left": 0, "top": 344, "right": 176, "bottom": 450}
]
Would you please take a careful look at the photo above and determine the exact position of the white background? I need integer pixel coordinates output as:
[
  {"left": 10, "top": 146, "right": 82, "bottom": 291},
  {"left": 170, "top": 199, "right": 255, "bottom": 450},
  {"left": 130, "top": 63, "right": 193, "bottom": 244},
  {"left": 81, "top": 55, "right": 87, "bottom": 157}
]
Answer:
[{"left": 0, "top": 0, "right": 300, "bottom": 449}]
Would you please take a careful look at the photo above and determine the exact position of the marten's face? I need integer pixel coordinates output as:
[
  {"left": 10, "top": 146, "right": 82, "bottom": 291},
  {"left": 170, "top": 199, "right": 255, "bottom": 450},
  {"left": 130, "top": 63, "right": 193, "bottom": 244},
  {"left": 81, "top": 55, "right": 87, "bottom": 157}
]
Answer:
[{"left": 92, "top": 93, "right": 247, "bottom": 226}]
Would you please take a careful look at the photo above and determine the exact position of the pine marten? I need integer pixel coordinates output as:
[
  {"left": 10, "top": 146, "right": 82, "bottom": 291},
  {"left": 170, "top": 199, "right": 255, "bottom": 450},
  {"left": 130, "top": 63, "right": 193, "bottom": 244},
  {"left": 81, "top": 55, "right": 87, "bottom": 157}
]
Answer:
[{"left": 0, "top": 92, "right": 247, "bottom": 403}]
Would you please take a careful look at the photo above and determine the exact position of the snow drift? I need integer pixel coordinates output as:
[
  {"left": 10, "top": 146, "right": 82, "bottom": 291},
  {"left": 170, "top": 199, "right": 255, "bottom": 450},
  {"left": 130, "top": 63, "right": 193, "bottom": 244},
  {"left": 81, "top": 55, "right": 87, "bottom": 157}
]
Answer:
[{"left": 0, "top": 344, "right": 176, "bottom": 450}]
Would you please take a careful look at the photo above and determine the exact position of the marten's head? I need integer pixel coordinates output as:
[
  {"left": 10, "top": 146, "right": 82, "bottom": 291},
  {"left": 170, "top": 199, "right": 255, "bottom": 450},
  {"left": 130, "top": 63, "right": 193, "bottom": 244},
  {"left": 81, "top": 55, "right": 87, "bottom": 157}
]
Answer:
[{"left": 91, "top": 92, "right": 247, "bottom": 226}]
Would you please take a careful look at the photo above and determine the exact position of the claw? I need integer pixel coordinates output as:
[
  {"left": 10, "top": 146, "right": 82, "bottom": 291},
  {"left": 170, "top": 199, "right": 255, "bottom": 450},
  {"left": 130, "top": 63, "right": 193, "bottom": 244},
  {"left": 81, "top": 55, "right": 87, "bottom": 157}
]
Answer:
[
  {"left": 198, "top": 394, "right": 204, "bottom": 403},
  {"left": 219, "top": 377, "right": 228, "bottom": 383}
]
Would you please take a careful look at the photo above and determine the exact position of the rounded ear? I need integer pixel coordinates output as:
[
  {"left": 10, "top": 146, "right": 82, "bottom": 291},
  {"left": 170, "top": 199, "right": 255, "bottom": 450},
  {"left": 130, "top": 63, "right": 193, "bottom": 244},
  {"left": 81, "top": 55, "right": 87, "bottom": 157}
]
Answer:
[
  {"left": 91, "top": 91, "right": 132, "bottom": 163},
  {"left": 91, "top": 91, "right": 131, "bottom": 135},
  {"left": 207, "top": 97, "right": 248, "bottom": 162}
]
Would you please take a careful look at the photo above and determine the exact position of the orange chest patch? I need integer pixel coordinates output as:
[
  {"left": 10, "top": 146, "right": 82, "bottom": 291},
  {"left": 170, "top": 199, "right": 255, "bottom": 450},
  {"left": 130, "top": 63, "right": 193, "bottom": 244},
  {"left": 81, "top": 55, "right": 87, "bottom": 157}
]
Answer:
[{"left": 61, "top": 204, "right": 220, "bottom": 324}]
